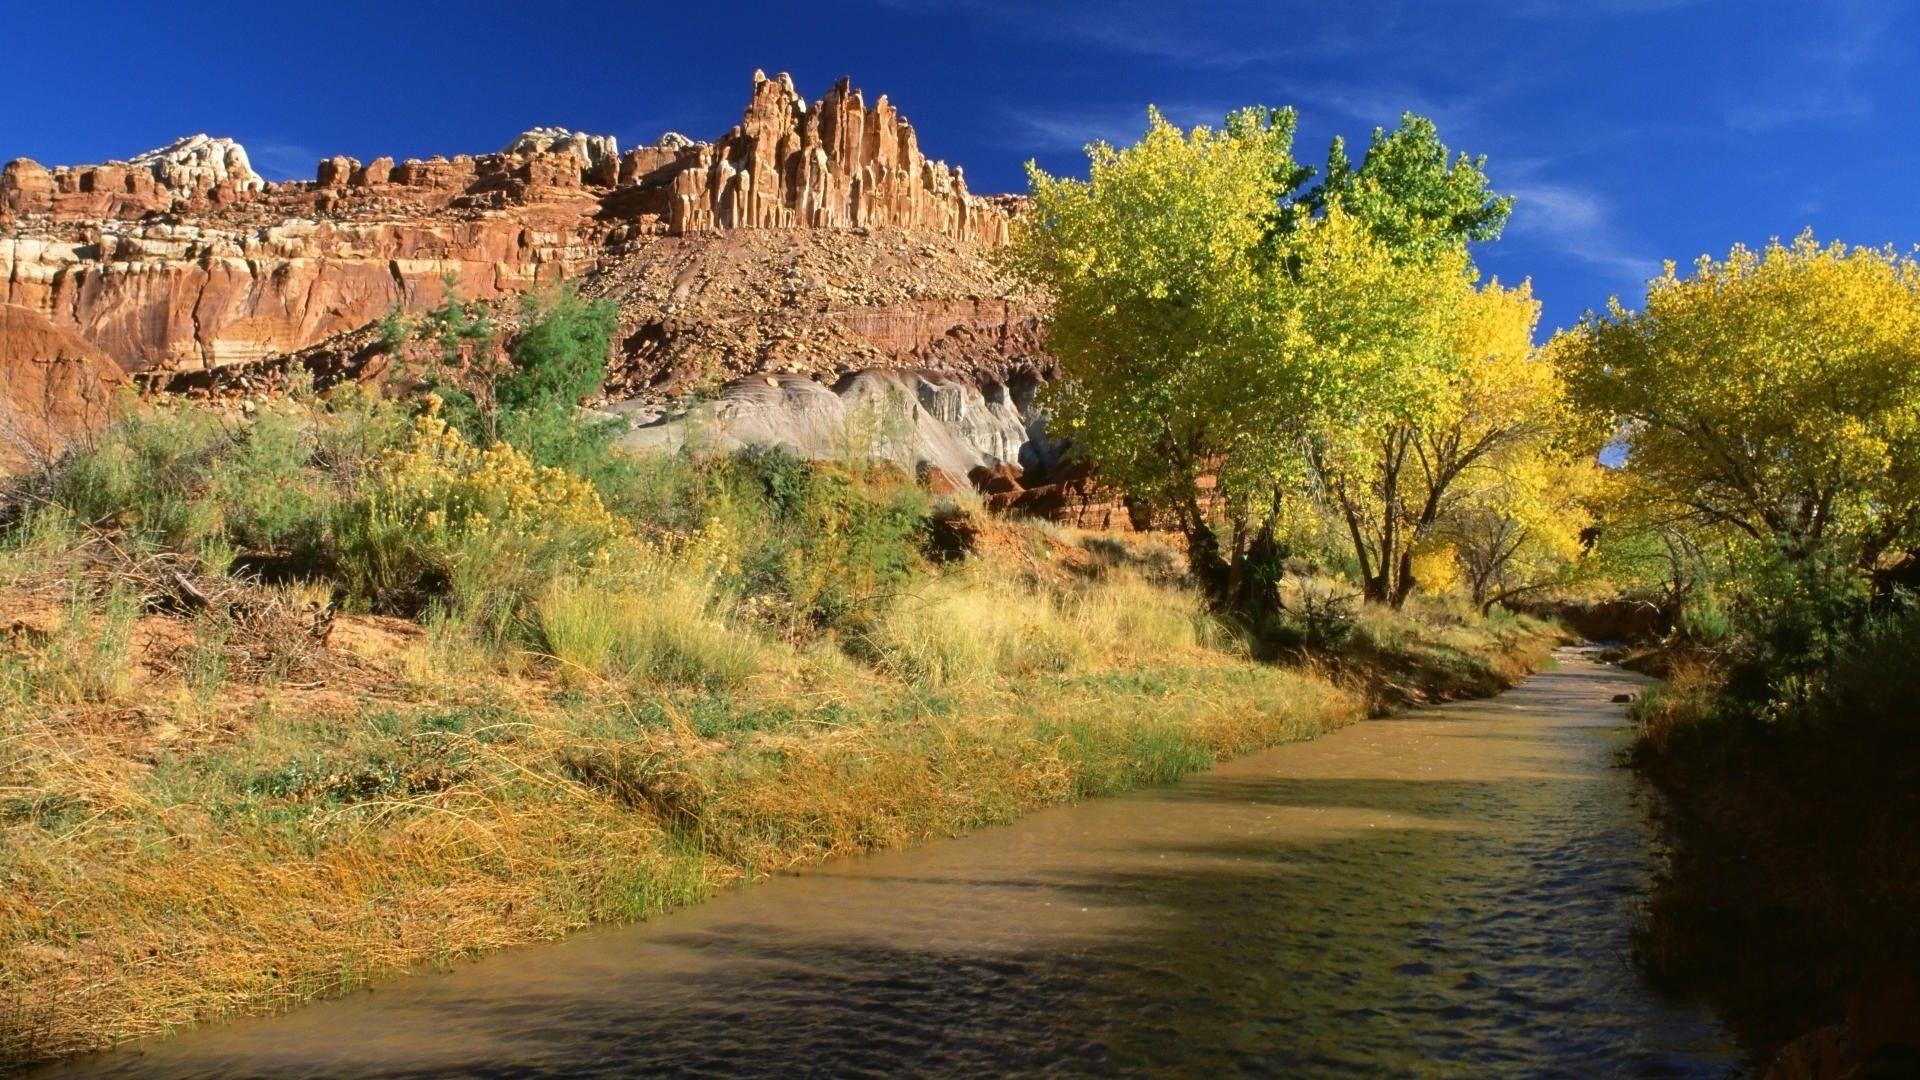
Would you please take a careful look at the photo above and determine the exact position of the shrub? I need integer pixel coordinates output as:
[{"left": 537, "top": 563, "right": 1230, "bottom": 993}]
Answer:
[
  {"left": 1818, "top": 601, "right": 1920, "bottom": 735},
  {"left": 1266, "top": 575, "right": 1360, "bottom": 650},
  {"left": 498, "top": 287, "right": 619, "bottom": 412},
  {"left": 47, "top": 407, "right": 227, "bottom": 551},
  {"left": 207, "top": 407, "right": 334, "bottom": 566},
  {"left": 334, "top": 407, "right": 626, "bottom": 619},
  {"left": 687, "top": 447, "right": 929, "bottom": 637},
  {"left": 1676, "top": 588, "right": 1732, "bottom": 648},
  {"left": 498, "top": 405, "right": 642, "bottom": 512}
]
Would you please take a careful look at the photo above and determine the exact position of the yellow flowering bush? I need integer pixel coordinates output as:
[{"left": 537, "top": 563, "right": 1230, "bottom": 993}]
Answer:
[{"left": 336, "top": 406, "right": 629, "bottom": 615}]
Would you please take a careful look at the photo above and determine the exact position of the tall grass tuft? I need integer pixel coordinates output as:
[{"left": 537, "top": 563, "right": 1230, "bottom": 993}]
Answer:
[
  {"left": 535, "top": 561, "right": 760, "bottom": 691},
  {"left": 876, "top": 566, "right": 1219, "bottom": 687}
]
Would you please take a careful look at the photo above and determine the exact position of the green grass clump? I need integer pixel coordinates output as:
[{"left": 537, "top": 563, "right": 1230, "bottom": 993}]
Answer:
[{"left": 534, "top": 567, "right": 761, "bottom": 691}]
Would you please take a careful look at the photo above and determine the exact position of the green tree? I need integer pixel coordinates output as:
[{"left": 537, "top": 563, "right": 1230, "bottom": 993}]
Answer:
[
  {"left": 1008, "top": 107, "right": 1311, "bottom": 613},
  {"left": 1011, "top": 105, "right": 1518, "bottom": 615},
  {"left": 1310, "top": 113, "right": 1514, "bottom": 260},
  {"left": 499, "top": 286, "right": 619, "bottom": 412}
]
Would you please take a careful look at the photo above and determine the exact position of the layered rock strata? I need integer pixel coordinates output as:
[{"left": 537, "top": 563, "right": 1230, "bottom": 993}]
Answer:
[{"left": 0, "top": 73, "right": 1018, "bottom": 376}]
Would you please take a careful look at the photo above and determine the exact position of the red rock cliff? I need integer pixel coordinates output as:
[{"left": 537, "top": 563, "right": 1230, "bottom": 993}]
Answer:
[{"left": 0, "top": 73, "right": 1019, "bottom": 377}]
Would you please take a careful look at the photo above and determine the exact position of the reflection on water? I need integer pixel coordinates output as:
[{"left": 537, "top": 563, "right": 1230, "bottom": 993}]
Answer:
[{"left": 44, "top": 653, "right": 1738, "bottom": 1077}]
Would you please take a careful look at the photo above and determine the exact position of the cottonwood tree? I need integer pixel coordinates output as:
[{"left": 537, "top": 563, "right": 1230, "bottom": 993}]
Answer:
[
  {"left": 1008, "top": 106, "right": 1315, "bottom": 613},
  {"left": 1556, "top": 234, "right": 1920, "bottom": 575},
  {"left": 1312, "top": 278, "right": 1600, "bottom": 609},
  {"left": 1013, "top": 104, "right": 1533, "bottom": 615},
  {"left": 1296, "top": 118, "right": 1550, "bottom": 608},
  {"left": 1309, "top": 113, "right": 1515, "bottom": 263},
  {"left": 1448, "top": 454, "right": 1596, "bottom": 612}
]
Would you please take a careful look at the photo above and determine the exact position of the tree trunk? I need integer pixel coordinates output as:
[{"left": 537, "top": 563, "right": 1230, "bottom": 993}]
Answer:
[
  {"left": 1181, "top": 517, "right": 1232, "bottom": 612},
  {"left": 1389, "top": 548, "right": 1418, "bottom": 609}
]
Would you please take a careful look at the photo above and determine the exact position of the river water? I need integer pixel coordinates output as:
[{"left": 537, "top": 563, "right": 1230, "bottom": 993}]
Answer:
[{"left": 47, "top": 651, "right": 1739, "bottom": 1077}]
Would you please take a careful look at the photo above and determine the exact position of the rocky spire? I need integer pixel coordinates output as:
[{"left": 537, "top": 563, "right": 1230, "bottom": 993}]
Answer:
[{"left": 666, "top": 71, "right": 1007, "bottom": 244}]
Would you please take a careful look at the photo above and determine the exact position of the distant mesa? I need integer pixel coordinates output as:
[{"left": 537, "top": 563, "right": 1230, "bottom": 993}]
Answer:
[
  {"left": 0, "top": 71, "right": 1023, "bottom": 377},
  {"left": 2, "top": 71, "right": 1007, "bottom": 244}
]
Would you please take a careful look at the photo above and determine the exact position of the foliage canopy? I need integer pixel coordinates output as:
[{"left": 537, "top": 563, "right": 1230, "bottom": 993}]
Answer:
[{"left": 1556, "top": 233, "right": 1920, "bottom": 572}]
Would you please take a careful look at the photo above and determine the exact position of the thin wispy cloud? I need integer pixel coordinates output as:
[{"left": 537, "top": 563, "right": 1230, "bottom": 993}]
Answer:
[
  {"left": 1722, "top": 0, "right": 1891, "bottom": 131},
  {"left": 871, "top": 0, "right": 1379, "bottom": 67},
  {"left": 1727, "top": 90, "right": 1872, "bottom": 132},
  {"left": 1503, "top": 178, "right": 1660, "bottom": 287},
  {"left": 1001, "top": 100, "right": 1244, "bottom": 152},
  {"left": 245, "top": 141, "right": 320, "bottom": 182},
  {"left": 1514, "top": 0, "right": 1711, "bottom": 17}
]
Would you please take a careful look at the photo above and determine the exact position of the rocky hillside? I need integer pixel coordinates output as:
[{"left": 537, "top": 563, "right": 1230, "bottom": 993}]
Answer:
[
  {"left": 0, "top": 71, "right": 1032, "bottom": 383},
  {"left": 0, "top": 72, "right": 1091, "bottom": 511}
]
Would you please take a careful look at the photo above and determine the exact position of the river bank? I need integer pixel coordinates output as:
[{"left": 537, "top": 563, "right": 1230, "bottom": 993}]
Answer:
[
  {"left": 27, "top": 652, "right": 1733, "bottom": 1078},
  {"left": 0, "top": 449, "right": 1555, "bottom": 1072},
  {"left": 1628, "top": 660, "right": 1920, "bottom": 1073}
]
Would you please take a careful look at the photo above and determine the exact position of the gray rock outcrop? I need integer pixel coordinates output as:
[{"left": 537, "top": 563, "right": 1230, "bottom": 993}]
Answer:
[{"left": 614, "top": 369, "right": 1054, "bottom": 479}]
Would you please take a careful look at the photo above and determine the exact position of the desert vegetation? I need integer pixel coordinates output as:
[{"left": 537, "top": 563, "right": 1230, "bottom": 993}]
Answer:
[{"left": 0, "top": 279, "right": 1556, "bottom": 1067}]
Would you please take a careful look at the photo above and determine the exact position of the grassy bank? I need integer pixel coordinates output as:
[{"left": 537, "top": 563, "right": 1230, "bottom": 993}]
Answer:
[{"left": 0, "top": 391, "right": 1552, "bottom": 1070}]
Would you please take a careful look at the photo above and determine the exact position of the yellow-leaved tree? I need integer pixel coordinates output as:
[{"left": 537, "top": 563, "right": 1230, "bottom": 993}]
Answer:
[
  {"left": 1555, "top": 233, "right": 1920, "bottom": 573},
  {"left": 1007, "top": 106, "right": 1315, "bottom": 613},
  {"left": 1009, "top": 106, "right": 1520, "bottom": 615},
  {"left": 1312, "top": 278, "right": 1591, "bottom": 607}
]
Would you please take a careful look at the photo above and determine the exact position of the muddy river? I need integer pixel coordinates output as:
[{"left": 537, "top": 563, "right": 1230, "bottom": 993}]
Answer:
[{"left": 46, "top": 651, "right": 1738, "bottom": 1076}]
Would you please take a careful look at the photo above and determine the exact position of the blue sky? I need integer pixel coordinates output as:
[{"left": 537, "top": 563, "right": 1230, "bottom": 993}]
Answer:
[{"left": 5, "top": 1, "right": 1914, "bottom": 331}]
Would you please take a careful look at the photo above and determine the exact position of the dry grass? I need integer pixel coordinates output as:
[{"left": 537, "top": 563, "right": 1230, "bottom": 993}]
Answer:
[
  {"left": 534, "top": 558, "right": 763, "bottom": 690},
  {"left": 0, "top": 516, "right": 1553, "bottom": 1070}
]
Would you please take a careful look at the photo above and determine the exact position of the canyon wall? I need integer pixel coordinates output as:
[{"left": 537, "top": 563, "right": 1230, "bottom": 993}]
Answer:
[
  {"left": 0, "top": 72, "right": 1019, "bottom": 377},
  {"left": 0, "top": 304, "right": 123, "bottom": 469}
]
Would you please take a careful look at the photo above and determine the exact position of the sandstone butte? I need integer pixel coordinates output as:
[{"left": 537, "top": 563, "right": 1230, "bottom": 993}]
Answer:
[{"left": 0, "top": 70, "right": 1026, "bottom": 380}]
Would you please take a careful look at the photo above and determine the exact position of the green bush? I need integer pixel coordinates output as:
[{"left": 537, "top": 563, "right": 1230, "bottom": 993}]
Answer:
[
  {"left": 596, "top": 446, "right": 930, "bottom": 638},
  {"left": 208, "top": 408, "right": 334, "bottom": 564},
  {"left": 499, "top": 287, "right": 618, "bottom": 412},
  {"left": 48, "top": 407, "right": 226, "bottom": 551},
  {"left": 498, "top": 405, "right": 642, "bottom": 512},
  {"left": 1814, "top": 600, "right": 1920, "bottom": 735},
  {"left": 1676, "top": 587, "right": 1733, "bottom": 648},
  {"left": 719, "top": 447, "right": 928, "bottom": 634}
]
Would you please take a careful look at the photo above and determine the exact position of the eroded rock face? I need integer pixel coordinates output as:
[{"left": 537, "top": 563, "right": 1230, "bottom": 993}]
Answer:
[
  {"left": 586, "top": 227, "right": 1046, "bottom": 396},
  {"left": 0, "top": 72, "right": 1021, "bottom": 378},
  {"left": 616, "top": 368, "right": 1053, "bottom": 479},
  {"left": 0, "top": 210, "right": 607, "bottom": 371},
  {"left": 0, "top": 304, "right": 124, "bottom": 471},
  {"left": 1, "top": 135, "right": 264, "bottom": 221},
  {"left": 503, "top": 128, "right": 620, "bottom": 186},
  {"left": 658, "top": 71, "right": 1005, "bottom": 243},
  {"left": 129, "top": 135, "right": 264, "bottom": 197}
]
